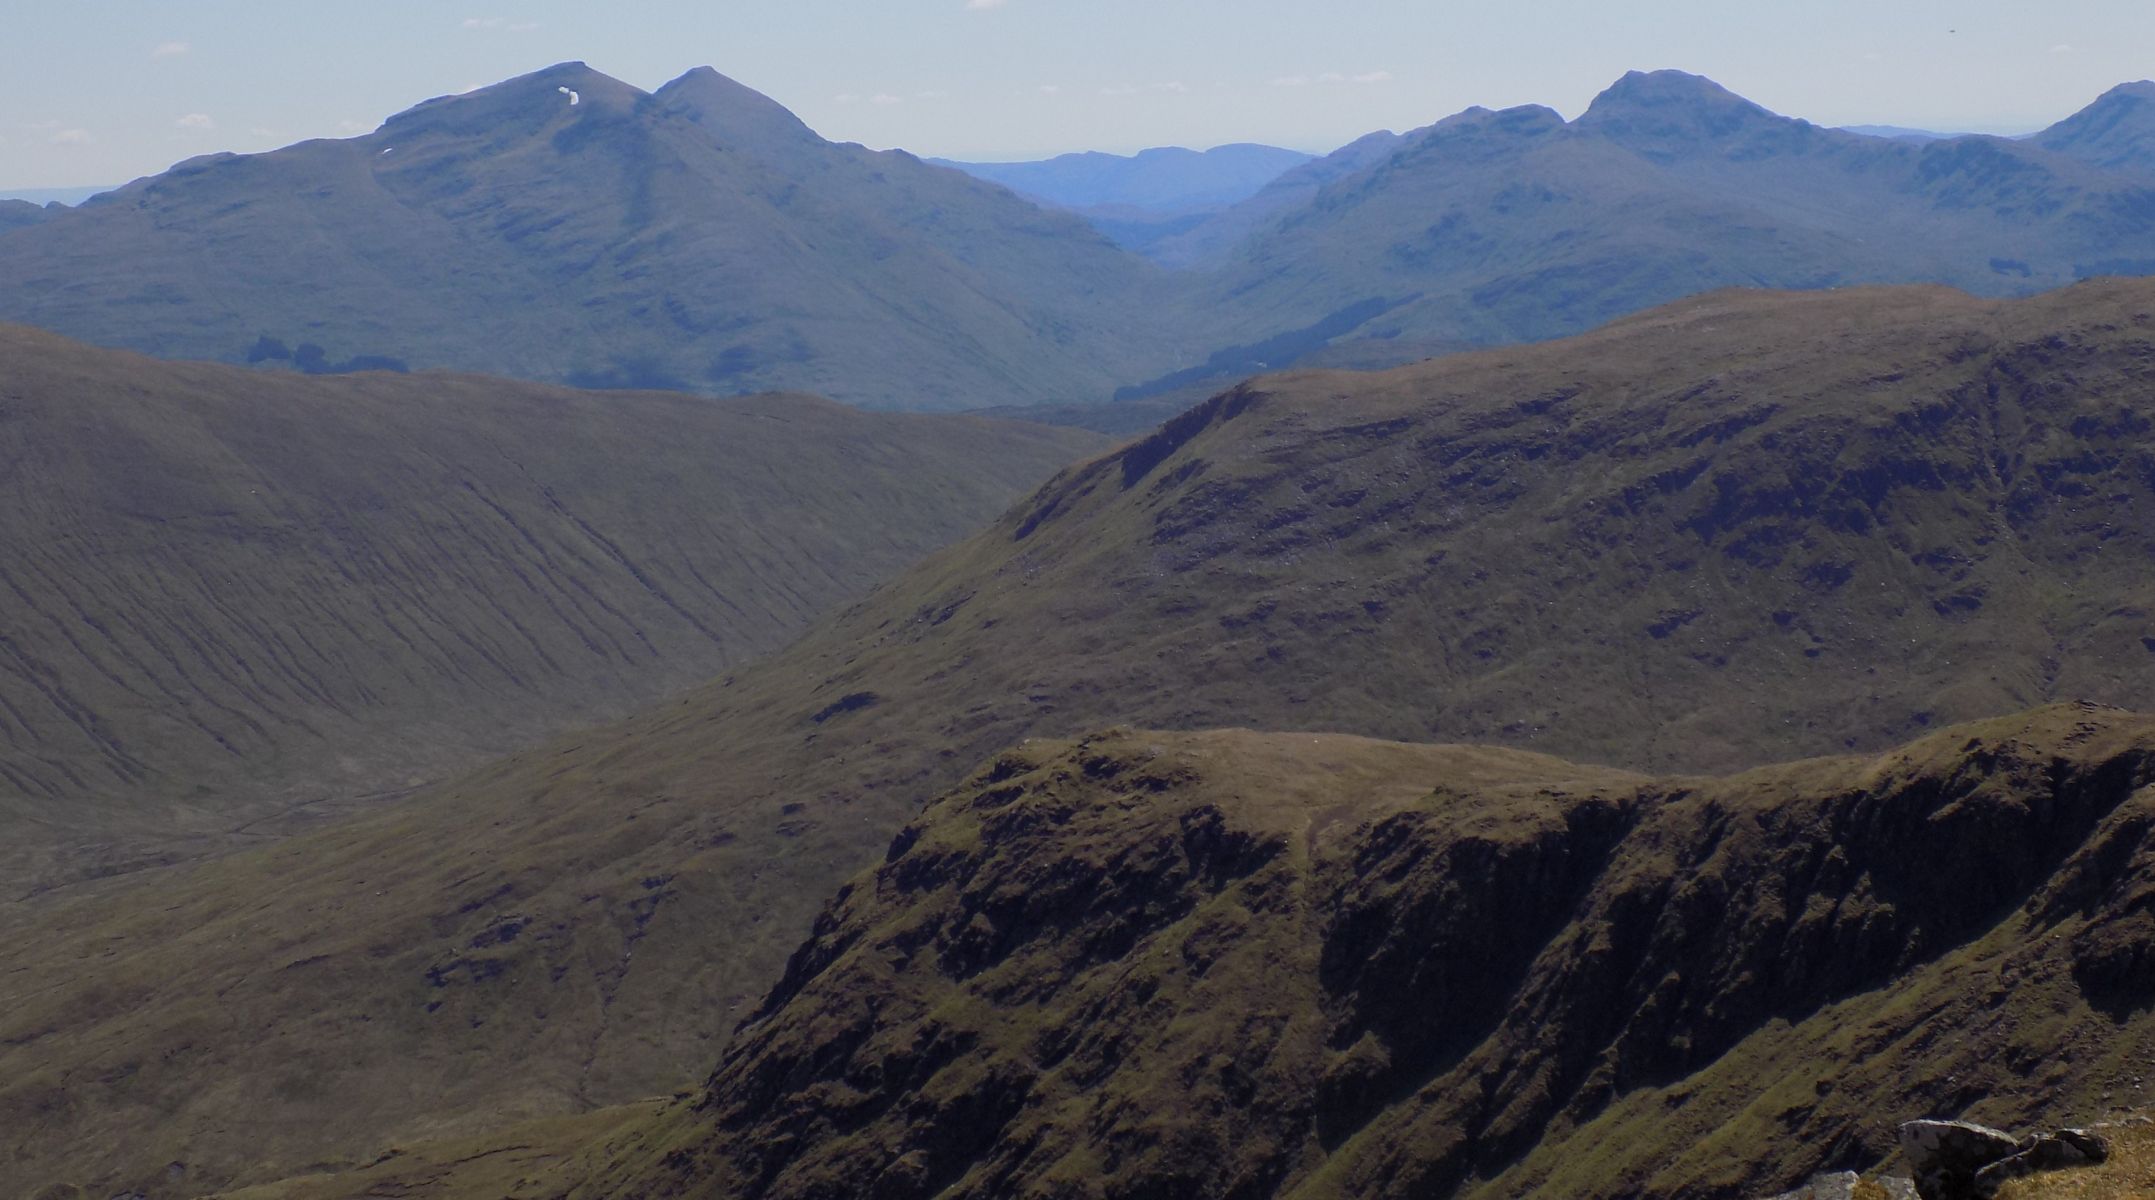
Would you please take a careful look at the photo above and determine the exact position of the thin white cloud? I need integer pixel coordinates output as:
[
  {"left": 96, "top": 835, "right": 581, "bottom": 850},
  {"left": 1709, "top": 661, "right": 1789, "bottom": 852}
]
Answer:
[
  {"left": 152, "top": 41, "right": 190, "bottom": 58},
  {"left": 1038, "top": 84, "right": 1062, "bottom": 95},
  {"left": 871, "top": 93, "right": 904, "bottom": 106},
  {"left": 1101, "top": 81, "right": 1190, "bottom": 97},
  {"left": 176, "top": 113, "right": 215, "bottom": 131},
  {"left": 2050, "top": 43, "right": 2074, "bottom": 54},
  {"left": 50, "top": 128, "right": 92, "bottom": 146},
  {"left": 1275, "top": 69, "right": 1391, "bottom": 88},
  {"left": 967, "top": 0, "right": 1008, "bottom": 9},
  {"left": 460, "top": 17, "right": 538, "bottom": 30}
]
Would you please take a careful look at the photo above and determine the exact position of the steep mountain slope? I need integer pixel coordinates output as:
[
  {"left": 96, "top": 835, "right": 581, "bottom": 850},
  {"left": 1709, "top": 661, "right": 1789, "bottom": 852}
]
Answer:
[
  {"left": 9, "top": 281, "right": 2155, "bottom": 1197},
  {"left": 1146, "top": 130, "right": 1410, "bottom": 267},
  {"left": 0, "top": 64, "right": 1186, "bottom": 411},
  {"left": 1178, "top": 71, "right": 2155, "bottom": 381},
  {"left": 936, "top": 143, "right": 1314, "bottom": 213},
  {"left": 0, "top": 324, "right": 1097, "bottom": 894},
  {"left": 568, "top": 705, "right": 2155, "bottom": 1200},
  {"left": 2036, "top": 81, "right": 2155, "bottom": 173}
]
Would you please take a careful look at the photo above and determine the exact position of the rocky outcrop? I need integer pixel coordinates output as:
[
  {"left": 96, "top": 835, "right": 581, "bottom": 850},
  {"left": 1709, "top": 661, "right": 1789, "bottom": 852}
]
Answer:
[
  {"left": 568, "top": 706, "right": 2155, "bottom": 1200},
  {"left": 1898, "top": 1120, "right": 2109, "bottom": 1200}
]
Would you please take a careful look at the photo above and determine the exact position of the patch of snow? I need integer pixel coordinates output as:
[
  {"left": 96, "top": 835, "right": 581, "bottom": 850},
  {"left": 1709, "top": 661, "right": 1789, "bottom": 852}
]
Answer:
[{"left": 558, "top": 86, "right": 581, "bottom": 106}]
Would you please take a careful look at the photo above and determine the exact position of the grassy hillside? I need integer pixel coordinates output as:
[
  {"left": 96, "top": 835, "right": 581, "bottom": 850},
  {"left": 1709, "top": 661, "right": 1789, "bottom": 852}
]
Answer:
[
  {"left": 0, "top": 64, "right": 1189, "bottom": 411},
  {"left": 8, "top": 281, "right": 2155, "bottom": 1197},
  {"left": 563, "top": 705, "right": 2155, "bottom": 1200},
  {"left": 0, "top": 325, "right": 1097, "bottom": 894}
]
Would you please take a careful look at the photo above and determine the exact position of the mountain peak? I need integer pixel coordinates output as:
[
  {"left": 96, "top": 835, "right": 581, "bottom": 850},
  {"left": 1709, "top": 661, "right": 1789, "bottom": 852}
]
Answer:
[
  {"left": 2036, "top": 80, "right": 2155, "bottom": 172},
  {"left": 652, "top": 66, "right": 820, "bottom": 148},
  {"left": 1580, "top": 69, "right": 1765, "bottom": 124},
  {"left": 1576, "top": 69, "right": 1803, "bottom": 157},
  {"left": 378, "top": 62, "right": 641, "bottom": 138}
]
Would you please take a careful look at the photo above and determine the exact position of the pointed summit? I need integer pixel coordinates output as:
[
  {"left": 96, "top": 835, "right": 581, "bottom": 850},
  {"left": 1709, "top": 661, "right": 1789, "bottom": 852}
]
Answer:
[
  {"left": 2036, "top": 80, "right": 2155, "bottom": 173},
  {"left": 652, "top": 66, "right": 821, "bottom": 153}
]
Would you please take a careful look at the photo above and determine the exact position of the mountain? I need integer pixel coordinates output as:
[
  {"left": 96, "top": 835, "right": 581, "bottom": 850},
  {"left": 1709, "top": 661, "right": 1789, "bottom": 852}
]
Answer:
[
  {"left": 2034, "top": 80, "right": 2155, "bottom": 173},
  {"left": 0, "top": 199, "right": 56, "bottom": 233},
  {"left": 935, "top": 143, "right": 1318, "bottom": 258},
  {"left": 0, "top": 185, "right": 115, "bottom": 206},
  {"left": 11, "top": 279, "right": 2155, "bottom": 1197},
  {"left": 1157, "top": 71, "right": 2155, "bottom": 391},
  {"left": 8, "top": 67, "right": 2155, "bottom": 417},
  {"left": 935, "top": 143, "right": 1315, "bottom": 213},
  {"left": 566, "top": 704, "right": 2155, "bottom": 1200},
  {"left": 0, "top": 324, "right": 1098, "bottom": 895},
  {"left": 1143, "top": 130, "right": 1411, "bottom": 267},
  {"left": 1839, "top": 124, "right": 1965, "bottom": 142},
  {"left": 0, "top": 64, "right": 1187, "bottom": 411}
]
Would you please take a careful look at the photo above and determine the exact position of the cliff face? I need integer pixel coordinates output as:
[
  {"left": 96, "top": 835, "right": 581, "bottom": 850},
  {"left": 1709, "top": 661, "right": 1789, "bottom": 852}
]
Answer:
[{"left": 576, "top": 705, "right": 2155, "bottom": 1200}]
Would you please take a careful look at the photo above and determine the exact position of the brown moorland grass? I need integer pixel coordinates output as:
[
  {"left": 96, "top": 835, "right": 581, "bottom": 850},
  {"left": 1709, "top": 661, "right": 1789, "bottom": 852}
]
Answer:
[
  {"left": 0, "top": 325, "right": 1099, "bottom": 896},
  {"left": 11, "top": 281, "right": 2155, "bottom": 1196}
]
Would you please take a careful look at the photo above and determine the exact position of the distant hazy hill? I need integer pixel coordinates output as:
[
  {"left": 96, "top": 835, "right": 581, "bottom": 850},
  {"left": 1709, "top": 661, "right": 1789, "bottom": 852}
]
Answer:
[
  {"left": 14, "top": 281, "right": 2155, "bottom": 1198},
  {"left": 936, "top": 143, "right": 1317, "bottom": 258},
  {"left": 1137, "top": 70, "right": 2155, "bottom": 395},
  {"left": 0, "top": 185, "right": 114, "bottom": 206},
  {"left": 1838, "top": 123, "right": 1963, "bottom": 141},
  {"left": 0, "top": 64, "right": 1185, "bottom": 411},
  {"left": 0, "top": 325, "right": 1097, "bottom": 894},
  {"left": 935, "top": 143, "right": 1313, "bottom": 213},
  {"left": 0, "top": 199, "right": 55, "bottom": 233},
  {"left": 1143, "top": 129, "right": 1411, "bottom": 266}
]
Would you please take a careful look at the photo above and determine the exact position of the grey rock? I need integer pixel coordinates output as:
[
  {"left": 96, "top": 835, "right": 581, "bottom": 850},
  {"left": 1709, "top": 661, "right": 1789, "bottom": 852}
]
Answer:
[
  {"left": 1764, "top": 1170, "right": 1860, "bottom": 1200},
  {"left": 1973, "top": 1128, "right": 2109, "bottom": 1197},
  {"left": 1897, "top": 1119, "right": 2111, "bottom": 1200}
]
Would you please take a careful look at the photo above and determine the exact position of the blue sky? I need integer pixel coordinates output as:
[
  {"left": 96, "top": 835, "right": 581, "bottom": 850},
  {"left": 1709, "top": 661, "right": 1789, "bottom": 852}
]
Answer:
[{"left": 5, "top": 0, "right": 2152, "bottom": 188}]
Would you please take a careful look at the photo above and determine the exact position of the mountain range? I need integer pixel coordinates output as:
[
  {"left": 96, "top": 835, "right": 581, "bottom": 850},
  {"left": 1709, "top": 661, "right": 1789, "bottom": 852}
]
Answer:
[
  {"left": 0, "top": 325, "right": 1097, "bottom": 897},
  {"left": 0, "top": 64, "right": 1190, "bottom": 412},
  {"left": 1156, "top": 72, "right": 2155, "bottom": 397},
  {"left": 12, "top": 278, "right": 2155, "bottom": 1198},
  {"left": 5, "top": 68, "right": 2155, "bottom": 414}
]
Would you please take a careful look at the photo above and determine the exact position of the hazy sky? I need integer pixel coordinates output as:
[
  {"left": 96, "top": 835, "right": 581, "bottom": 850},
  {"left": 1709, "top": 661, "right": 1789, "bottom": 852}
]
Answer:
[{"left": 6, "top": 0, "right": 2152, "bottom": 188}]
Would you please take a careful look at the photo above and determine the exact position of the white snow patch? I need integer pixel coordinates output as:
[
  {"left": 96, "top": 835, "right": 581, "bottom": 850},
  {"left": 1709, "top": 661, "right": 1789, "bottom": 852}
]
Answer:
[{"left": 558, "top": 86, "right": 581, "bottom": 106}]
